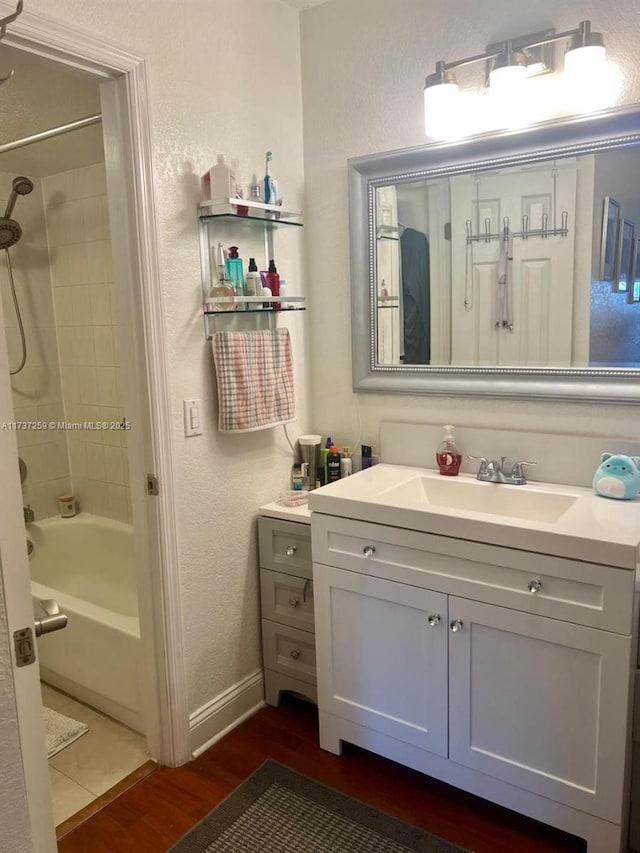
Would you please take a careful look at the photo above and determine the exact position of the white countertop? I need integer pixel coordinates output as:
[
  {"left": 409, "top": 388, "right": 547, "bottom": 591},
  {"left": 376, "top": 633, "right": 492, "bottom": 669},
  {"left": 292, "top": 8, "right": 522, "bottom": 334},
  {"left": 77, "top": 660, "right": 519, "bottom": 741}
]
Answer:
[
  {"left": 259, "top": 499, "right": 311, "bottom": 524},
  {"left": 308, "top": 464, "right": 640, "bottom": 569}
]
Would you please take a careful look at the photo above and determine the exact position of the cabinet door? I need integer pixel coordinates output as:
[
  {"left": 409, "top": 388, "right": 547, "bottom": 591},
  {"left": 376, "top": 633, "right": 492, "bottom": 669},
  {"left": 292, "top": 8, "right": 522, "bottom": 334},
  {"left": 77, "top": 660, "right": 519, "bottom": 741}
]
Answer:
[
  {"left": 314, "top": 564, "right": 448, "bottom": 756},
  {"left": 448, "top": 597, "right": 631, "bottom": 822}
]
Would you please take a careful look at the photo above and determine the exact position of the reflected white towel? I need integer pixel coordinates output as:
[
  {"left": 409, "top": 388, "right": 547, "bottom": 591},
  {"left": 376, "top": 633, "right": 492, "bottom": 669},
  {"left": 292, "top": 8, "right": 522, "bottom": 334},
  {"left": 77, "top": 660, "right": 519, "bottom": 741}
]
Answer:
[
  {"left": 212, "top": 329, "right": 296, "bottom": 432},
  {"left": 496, "top": 226, "right": 513, "bottom": 331}
]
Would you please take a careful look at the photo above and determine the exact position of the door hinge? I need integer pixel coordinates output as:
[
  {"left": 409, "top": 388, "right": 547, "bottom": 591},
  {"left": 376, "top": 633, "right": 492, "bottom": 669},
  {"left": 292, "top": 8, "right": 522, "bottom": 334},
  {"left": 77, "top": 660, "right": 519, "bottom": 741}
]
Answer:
[
  {"left": 444, "top": 222, "right": 452, "bottom": 241},
  {"left": 13, "top": 627, "right": 36, "bottom": 667},
  {"left": 146, "top": 473, "right": 160, "bottom": 496}
]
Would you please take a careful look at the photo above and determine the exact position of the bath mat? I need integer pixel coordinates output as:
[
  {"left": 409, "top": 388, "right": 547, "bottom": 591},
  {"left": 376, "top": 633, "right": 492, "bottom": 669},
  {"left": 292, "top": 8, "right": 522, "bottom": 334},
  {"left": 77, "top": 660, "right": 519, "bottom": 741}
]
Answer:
[
  {"left": 43, "top": 706, "right": 88, "bottom": 759},
  {"left": 168, "top": 759, "right": 469, "bottom": 852}
]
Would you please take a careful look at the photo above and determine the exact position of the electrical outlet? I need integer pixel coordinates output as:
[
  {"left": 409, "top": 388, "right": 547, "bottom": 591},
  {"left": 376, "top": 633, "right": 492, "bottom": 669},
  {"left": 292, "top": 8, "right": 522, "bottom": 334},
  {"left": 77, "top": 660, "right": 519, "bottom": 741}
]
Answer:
[{"left": 183, "top": 398, "right": 202, "bottom": 437}]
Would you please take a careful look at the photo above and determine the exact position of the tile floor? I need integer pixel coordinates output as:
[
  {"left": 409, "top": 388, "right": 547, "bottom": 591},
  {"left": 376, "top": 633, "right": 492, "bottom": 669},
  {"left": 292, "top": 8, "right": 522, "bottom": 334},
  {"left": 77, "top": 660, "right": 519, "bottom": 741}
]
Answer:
[{"left": 41, "top": 682, "right": 150, "bottom": 825}]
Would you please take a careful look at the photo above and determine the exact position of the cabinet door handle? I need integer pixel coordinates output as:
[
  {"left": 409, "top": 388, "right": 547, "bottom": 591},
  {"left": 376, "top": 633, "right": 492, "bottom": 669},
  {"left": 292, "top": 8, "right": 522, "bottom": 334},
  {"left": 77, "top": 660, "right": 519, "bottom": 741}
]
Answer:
[
  {"left": 363, "top": 545, "right": 376, "bottom": 557},
  {"left": 288, "top": 597, "right": 300, "bottom": 608},
  {"left": 527, "top": 579, "right": 543, "bottom": 594},
  {"left": 449, "top": 619, "right": 463, "bottom": 632},
  {"left": 427, "top": 613, "right": 441, "bottom": 626},
  {"left": 289, "top": 649, "right": 301, "bottom": 660},
  {"left": 285, "top": 545, "right": 297, "bottom": 557}
]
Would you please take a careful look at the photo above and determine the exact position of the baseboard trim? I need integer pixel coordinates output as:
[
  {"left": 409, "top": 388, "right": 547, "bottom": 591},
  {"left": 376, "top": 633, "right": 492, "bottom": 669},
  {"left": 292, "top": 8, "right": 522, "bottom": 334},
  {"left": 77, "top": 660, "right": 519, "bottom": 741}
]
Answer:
[{"left": 189, "top": 669, "right": 265, "bottom": 758}]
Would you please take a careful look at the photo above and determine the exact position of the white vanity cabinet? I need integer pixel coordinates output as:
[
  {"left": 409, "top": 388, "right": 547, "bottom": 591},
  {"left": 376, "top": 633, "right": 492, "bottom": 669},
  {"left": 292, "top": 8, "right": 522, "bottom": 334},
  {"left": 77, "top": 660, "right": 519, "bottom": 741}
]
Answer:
[{"left": 311, "top": 511, "right": 637, "bottom": 853}]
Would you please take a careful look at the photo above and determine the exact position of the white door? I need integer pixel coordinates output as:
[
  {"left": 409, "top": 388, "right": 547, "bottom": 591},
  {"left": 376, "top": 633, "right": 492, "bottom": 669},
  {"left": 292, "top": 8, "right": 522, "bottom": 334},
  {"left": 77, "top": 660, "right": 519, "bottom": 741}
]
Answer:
[
  {"left": 0, "top": 293, "right": 56, "bottom": 850},
  {"left": 448, "top": 597, "right": 631, "bottom": 823},
  {"left": 314, "top": 565, "right": 448, "bottom": 756},
  {"left": 450, "top": 162, "right": 577, "bottom": 366}
]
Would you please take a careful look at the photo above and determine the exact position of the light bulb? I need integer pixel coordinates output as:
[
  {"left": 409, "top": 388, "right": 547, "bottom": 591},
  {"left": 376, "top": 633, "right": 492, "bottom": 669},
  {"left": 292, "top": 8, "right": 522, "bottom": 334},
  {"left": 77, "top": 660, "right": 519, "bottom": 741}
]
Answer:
[{"left": 424, "top": 82, "right": 460, "bottom": 138}]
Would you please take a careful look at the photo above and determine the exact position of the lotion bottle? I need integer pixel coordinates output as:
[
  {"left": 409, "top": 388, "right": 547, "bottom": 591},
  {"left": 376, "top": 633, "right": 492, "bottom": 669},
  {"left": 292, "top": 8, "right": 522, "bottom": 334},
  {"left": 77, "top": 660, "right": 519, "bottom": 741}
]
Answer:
[
  {"left": 340, "top": 447, "right": 353, "bottom": 477},
  {"left": 245, "top": 257, "right": 261, "bottom": 299},
  {"left": 436, "top": 425, "right": 462, "bottom": 476},
  {"left": 266, "top": 258, "right": 280, "bottom": 309}
]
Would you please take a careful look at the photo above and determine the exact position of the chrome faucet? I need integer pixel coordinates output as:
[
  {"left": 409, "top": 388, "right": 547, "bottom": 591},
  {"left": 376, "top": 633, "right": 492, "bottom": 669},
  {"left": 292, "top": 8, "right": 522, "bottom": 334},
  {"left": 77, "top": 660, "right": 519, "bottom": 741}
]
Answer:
[
  {"left": 23, "top": 504, "right": 34, "bottom": 523},
  {"left": 467, "top": 455, "right": 537, "bottom": 485}
]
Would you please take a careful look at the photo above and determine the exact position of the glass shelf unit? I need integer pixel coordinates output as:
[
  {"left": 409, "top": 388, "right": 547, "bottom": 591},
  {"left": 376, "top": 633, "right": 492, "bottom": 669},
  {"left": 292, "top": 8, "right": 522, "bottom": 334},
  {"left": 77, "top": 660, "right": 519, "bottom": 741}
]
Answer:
[{"left": 198, "top": 199, "right": 304, "bottom": 340}]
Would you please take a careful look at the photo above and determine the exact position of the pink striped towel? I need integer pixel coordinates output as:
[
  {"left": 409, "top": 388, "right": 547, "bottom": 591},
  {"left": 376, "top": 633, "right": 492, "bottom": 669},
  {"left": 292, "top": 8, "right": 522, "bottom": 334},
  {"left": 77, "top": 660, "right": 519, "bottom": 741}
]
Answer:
[{"left": 212, "top": 329, "right": 296, "bottom": 432}]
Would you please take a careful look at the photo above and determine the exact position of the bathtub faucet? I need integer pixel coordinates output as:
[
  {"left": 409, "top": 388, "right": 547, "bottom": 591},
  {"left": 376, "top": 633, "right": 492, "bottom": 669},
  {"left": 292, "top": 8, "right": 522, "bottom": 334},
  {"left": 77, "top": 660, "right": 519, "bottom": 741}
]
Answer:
[{"left": 23, "top": 504, "right": 34, "bottom": 523}]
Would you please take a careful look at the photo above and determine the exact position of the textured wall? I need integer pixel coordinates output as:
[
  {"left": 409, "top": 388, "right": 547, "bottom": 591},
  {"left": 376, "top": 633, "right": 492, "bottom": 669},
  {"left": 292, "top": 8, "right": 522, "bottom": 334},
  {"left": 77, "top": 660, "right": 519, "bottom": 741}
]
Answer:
[
  {"left": 18, "top": 0, "right": 310, "bottom": 715},
  {"left": 301, "top": 0, "right": 640, "bottom": 458}
]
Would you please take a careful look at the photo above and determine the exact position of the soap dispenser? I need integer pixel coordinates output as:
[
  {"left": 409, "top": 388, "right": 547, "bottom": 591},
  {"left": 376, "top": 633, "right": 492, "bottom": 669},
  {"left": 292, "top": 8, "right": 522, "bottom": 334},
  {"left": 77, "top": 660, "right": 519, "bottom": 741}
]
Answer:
[{"left": 436, "top": 425, "right": 462, "bottom": 476}]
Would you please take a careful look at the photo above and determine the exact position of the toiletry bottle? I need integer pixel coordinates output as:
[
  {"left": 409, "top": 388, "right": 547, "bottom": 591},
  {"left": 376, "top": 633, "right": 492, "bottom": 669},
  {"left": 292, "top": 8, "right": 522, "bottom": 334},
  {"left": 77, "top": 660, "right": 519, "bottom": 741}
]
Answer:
[
  {"left": 225, "top": 246, "right": 245, "bottom": 298},
  {"left": 327, "top": 446, "right": 341, "bottom": 482},
  {"left": 208, "top": 154, "right": 237, "bottom": 202},
  {"left": 322, "top": 437, "right": 333, "bottom": 484},
  {"left": 266, "top": 258, "right": 280, "bottom": 309},
  {"left": 249, "top": 176, "right": 263, "bottom": 203},
  {"left": 264, "top": 151, "right": 275, "bottom": 205},
  {"left": 340, "top": 447, "right": 353, "bottom": 477},
  {"left": 278, "top": 279, "right": 288, "bottom": 309},
  {"left": 361, "top": 444, "right": 373, "bottom": 469},
  {"left": 436, "top": 425, "right": 462, "bottom": 476},
  {"left": 208, "top": 243, "right": 236, "bottom": 310},
  {"left": 245, "top": 257, "right": 261, "bottom": 299}
]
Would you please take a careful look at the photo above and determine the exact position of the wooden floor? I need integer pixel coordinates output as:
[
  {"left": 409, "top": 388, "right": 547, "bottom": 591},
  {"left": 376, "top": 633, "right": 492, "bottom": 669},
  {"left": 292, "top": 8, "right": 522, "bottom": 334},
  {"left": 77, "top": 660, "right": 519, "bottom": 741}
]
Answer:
[{"left": 58, "top": 695, "right": 590, "bottom": 853}]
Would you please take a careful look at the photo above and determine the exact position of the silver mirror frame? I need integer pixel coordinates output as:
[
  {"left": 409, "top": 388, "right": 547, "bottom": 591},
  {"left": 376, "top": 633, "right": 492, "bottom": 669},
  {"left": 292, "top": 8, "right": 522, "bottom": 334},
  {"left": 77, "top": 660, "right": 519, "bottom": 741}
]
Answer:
[{"left": 349, "top": 105, "right": 640, "bottom": 402}]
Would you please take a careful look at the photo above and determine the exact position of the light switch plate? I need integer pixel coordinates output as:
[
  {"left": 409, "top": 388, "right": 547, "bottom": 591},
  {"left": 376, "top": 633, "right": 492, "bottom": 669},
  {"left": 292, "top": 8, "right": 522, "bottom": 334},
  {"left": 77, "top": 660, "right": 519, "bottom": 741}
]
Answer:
[{"left": 183, "top": 398, "right": 202, "bottom": 437}]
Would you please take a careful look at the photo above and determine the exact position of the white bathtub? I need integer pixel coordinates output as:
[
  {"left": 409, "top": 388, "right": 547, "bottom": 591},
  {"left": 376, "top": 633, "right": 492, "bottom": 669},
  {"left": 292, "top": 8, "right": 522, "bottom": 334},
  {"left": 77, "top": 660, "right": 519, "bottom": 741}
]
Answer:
[{"left": 29, "top": 514, "right": 143, "bottom": 732}]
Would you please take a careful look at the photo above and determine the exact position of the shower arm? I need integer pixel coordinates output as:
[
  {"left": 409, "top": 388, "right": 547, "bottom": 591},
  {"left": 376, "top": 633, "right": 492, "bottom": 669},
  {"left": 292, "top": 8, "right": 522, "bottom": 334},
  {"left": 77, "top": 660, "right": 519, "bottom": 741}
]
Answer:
[{"left": 0, "top": 0, "right": 24, "bottom": 85}]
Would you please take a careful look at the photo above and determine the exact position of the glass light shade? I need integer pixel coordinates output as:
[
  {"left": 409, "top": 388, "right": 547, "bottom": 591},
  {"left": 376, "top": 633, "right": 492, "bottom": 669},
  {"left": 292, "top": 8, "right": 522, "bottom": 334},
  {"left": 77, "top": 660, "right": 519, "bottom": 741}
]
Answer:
[
  {"left": 424, "top": 82, "right": 460, "bottom": 138},
  {"left": 564, "top": 44, "right": 606, "bottom": 81},
  {"left": 489, "top": 63, "right": 528, "bottom": 96}
]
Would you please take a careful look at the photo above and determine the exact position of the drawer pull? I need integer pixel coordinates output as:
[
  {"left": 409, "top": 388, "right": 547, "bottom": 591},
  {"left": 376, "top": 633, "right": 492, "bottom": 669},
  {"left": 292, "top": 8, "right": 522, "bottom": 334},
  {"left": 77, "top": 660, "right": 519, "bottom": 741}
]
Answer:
[
  {"left": 288, "top": 597, "right": 300, "bottom": 608},
  {"left": 427, "top": 613, "right": 441, "bottom": 626},
  {"left": 289, "top": 649, "right": 301, "bottom": 660},
  {"left": 285, "top": 545, "right": 297, "bottom": 557},
  {"left": 363, "top": 545, "right": 376, "bottom": 557},
  {"left": 449, "top": 619, "right": 464, "bottom": 633},
  {"left": 528, "top": 579, "right": 543, "bottom": 594}
]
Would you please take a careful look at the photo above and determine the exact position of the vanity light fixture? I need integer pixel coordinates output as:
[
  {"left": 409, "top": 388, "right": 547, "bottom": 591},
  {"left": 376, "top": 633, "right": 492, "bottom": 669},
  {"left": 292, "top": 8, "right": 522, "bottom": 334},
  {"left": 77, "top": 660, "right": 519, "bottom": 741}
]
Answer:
[{"left": 424, "top": 20, "right": 607, "bottom": 137}]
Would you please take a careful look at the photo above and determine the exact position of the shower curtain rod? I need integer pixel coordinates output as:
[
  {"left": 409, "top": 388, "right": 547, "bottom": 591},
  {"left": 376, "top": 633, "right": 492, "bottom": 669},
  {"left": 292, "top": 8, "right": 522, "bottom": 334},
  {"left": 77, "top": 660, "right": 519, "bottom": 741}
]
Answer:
[{"left": 0, "top": 113, "right": 102, "bottom": 155}]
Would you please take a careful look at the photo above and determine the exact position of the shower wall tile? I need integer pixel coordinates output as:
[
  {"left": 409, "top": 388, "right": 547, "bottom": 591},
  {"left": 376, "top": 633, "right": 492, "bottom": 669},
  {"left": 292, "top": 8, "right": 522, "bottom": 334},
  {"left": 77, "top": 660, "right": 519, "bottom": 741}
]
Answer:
[{"left": 42, "top": 163, "right": 130, "bottom": 523}]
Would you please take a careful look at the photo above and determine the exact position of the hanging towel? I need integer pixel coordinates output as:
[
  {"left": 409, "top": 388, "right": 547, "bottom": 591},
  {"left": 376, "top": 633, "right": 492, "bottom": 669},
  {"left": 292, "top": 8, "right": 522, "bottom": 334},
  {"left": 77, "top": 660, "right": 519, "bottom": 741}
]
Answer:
[
  {"left": 212, "top": 329, "right": 295, "bottom": 432},
  {"left": 400, "top": 227, "right": 431, "bottom": 364},
  {"left": 495, "top": 226, "right": 514, "bottom": 331}
]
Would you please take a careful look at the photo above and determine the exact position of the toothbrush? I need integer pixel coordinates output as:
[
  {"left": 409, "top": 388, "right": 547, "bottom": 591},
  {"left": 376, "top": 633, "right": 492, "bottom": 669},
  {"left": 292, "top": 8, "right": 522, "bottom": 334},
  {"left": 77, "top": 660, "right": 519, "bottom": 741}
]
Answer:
[{"left": 264, "top": 151, "right": 274, "bottom": 204}]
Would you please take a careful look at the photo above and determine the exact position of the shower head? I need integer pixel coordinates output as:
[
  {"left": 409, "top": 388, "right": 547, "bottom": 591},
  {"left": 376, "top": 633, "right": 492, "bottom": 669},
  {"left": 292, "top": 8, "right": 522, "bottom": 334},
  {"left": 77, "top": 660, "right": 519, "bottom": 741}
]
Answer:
[
  {"left": 0, "top": 218, "right": 22, "bottom": 250},
  {"left": 4, "top": 175, "right": 34, "bottom": 219}
]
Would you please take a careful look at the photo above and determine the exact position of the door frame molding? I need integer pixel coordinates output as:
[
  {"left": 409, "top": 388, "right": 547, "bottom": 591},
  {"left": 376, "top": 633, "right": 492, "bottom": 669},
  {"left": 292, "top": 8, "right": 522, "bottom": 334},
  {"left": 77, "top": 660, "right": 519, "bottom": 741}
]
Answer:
[{"left": 2, "top": 2, "right": 190, "bottom": 766}]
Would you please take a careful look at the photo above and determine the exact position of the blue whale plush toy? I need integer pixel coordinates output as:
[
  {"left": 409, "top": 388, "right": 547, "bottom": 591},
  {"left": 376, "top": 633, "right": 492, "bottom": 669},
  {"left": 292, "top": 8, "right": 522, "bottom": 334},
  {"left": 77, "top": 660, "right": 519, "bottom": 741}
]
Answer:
[{"left": 593, "top": 453, "right": 640, "bottom": 500}]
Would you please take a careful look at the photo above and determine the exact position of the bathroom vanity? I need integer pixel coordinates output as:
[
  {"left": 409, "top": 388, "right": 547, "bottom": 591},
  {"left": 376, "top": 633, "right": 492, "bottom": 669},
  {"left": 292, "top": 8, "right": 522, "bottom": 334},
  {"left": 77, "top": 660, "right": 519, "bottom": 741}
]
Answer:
[{"left": 308, "top": 465, "right": 640, "bottom": 853}]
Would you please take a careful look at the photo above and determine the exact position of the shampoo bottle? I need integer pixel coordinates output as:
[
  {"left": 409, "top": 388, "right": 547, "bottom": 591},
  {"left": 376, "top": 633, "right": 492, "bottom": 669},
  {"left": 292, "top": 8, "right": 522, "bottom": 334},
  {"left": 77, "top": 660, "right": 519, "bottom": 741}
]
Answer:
[
  {"left": 266, "top": 259, "right": 280, "bottom": 310},
  {"left": 225, "top": 246, "right": 245, "bottom": 298},
  {"left": 245, "top": 257, "right": 261, "bottom": 299},
  {"left": 327, "top": 446, "right": 341, "bottom": 482},
  {"left": 436, "top": 425, "right": 462, "bottom": 476}
]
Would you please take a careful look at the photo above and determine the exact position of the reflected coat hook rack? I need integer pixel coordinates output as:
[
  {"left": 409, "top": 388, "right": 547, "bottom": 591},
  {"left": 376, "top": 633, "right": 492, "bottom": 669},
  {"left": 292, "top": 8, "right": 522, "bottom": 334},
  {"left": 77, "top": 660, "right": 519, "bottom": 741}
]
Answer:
[
  {"left": 465, "top": 212, "right": 569, "bottom": 244},
  {"left": 0, "top": 0, "right": 24, "bottom": 86}
]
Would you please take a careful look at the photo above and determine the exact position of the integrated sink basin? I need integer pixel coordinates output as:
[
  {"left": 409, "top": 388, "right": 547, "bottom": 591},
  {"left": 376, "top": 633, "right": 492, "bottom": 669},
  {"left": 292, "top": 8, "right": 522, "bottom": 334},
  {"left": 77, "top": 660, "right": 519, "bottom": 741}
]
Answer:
[{"left": 375, "top": 475, "right": 579, "bottom": 523}]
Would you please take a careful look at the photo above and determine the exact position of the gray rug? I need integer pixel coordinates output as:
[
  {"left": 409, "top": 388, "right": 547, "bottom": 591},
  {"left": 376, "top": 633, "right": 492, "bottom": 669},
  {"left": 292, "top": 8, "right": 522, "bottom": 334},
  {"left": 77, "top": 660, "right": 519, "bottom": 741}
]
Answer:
[
  {"left": 169, "top": 759, "right": 470, "bottom": 852},
  {"left": 43, "top": 706, "right": 88, "bottom": 758}
]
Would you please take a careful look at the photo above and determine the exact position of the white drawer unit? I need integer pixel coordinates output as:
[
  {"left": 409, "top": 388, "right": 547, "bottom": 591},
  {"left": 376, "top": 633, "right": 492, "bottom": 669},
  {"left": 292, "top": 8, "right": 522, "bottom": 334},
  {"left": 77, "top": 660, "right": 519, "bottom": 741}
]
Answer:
[
  {"left": 258, "top": 514, "right": 316, "bottom": 706},
  {"left": 311, "top": 506, "right": 639, "bottom": 853}
]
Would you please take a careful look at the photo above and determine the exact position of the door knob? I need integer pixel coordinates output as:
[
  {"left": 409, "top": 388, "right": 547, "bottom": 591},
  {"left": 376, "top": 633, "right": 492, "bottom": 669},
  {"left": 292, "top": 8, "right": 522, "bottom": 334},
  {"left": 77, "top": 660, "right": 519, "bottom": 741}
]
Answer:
[
  {"left": 288, "top": 597, "right": 300, "bottom": 608},
  {"left": 427, "top": 613, "right": 441, "bottom": 626},
  {"left": 285, "top": 545, "right": 297, "bottom": 557},
  {"left": 34, "top": 599, "right": 68, "bottom": 637},
  {"left": 362, "top": 545, "right": 376, "bottom": 557},
  {"left": 527, "top": 579, "right": 543, "bottom": 594},
  {"left": 449, "top": 619, "right": 463, "bottom": 632}
]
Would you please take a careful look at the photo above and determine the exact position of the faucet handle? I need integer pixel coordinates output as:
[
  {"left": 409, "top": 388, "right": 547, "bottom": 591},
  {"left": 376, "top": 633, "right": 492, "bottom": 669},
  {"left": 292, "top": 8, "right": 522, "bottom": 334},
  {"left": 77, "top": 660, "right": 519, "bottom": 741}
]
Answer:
[
  {"left": 510, "top": 460, "right": 537, "bottom": 484},
  {"left": 467, "top": 455, "right": 489, "bottom": 474}
]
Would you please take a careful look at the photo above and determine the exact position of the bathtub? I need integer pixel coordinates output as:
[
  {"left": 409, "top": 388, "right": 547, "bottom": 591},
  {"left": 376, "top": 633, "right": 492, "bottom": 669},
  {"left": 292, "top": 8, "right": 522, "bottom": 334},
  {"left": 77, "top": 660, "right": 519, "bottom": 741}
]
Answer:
[{"left": 28, "top": 514, "right": 143, "bottom": 733}]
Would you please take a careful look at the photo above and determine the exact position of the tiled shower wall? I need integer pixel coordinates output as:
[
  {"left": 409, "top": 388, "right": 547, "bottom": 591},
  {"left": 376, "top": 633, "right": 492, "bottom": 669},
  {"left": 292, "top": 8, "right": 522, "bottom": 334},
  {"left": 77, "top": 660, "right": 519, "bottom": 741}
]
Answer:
[
  {"left": 42, "top": 164, "right": 130, "bottom": 523},
  {"left": 0, "top": 171, "right": 72, "bottom": 518}
]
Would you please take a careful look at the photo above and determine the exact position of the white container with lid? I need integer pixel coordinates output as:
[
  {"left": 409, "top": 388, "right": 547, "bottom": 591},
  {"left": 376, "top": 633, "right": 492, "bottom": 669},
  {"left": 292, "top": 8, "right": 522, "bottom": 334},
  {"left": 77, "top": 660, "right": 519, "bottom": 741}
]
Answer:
[{"left": 203, "top": 154, "right": 237, "bottom": 202}]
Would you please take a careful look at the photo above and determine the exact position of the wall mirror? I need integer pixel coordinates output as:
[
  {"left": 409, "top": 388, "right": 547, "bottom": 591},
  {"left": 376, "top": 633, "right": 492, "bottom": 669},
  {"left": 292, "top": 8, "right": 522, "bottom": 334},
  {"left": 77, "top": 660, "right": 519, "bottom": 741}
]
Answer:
[{"left": 349, "top": 106, "right": 640, "bottom": 401}]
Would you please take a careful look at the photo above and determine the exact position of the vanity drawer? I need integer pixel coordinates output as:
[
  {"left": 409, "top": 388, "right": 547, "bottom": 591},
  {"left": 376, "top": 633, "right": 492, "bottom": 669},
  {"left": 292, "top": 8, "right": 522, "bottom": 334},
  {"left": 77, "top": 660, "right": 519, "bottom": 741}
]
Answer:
[
  {"left": 260, "top": 569, "right": 315, "bottom": 632},
  {"left": 259, "top": 517, "right": 312, "bottom": 579},
  {"left": 261, "top": 619, "right": 316, "bottom": 685},
  {"left": 312, "top": 514, "right": 635, "bottom": 634}
]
